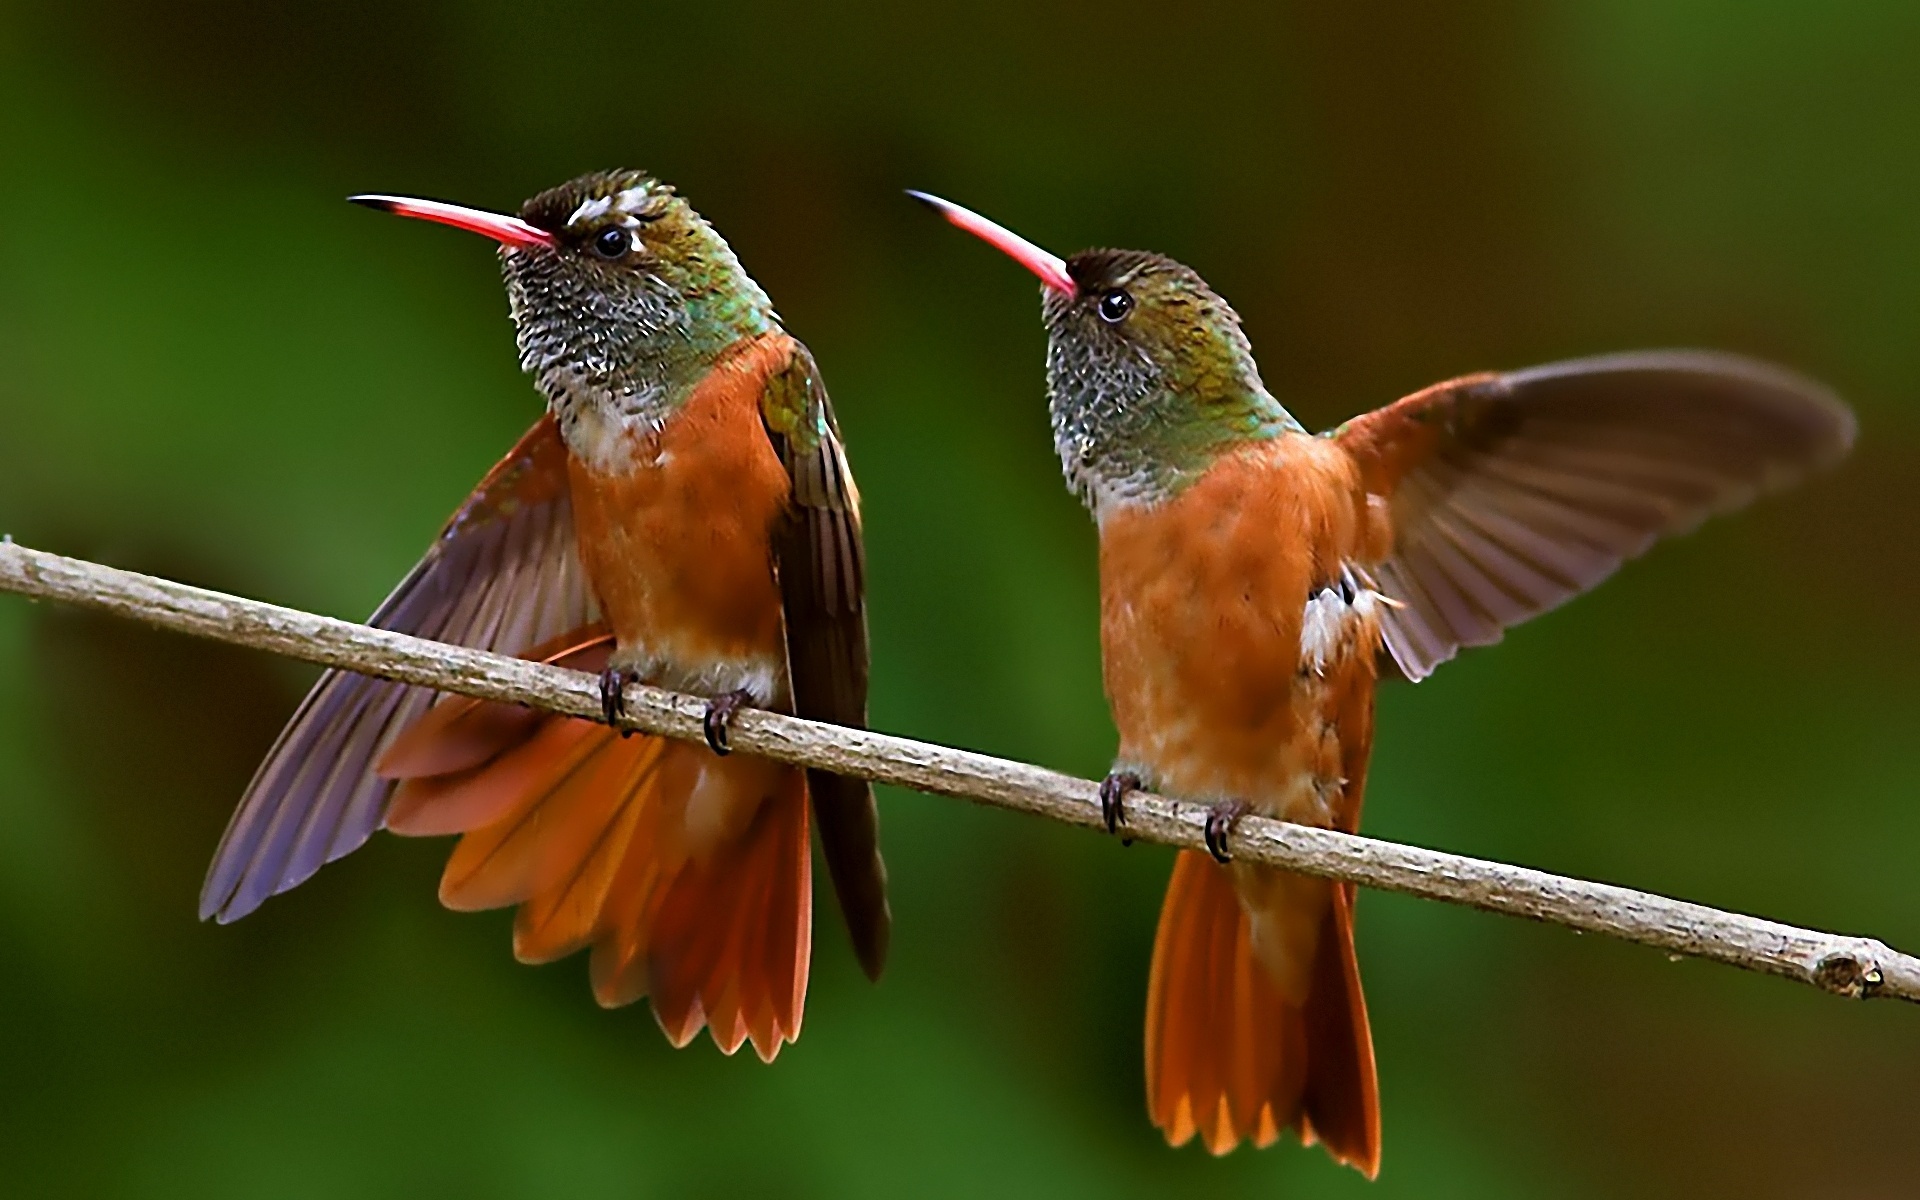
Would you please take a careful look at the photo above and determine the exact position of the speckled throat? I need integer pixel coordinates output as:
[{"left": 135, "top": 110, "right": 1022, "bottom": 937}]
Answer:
[
  {"left": 498, "top": 204, "right": 774, "bottom": 468},
  {"left": 1043, "top": 339, "right": 1299, "bottom": 515}
]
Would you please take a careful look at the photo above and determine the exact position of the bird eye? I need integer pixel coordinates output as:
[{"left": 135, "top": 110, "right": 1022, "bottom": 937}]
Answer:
[
  {"left": 1097, "top": 289, "right": 1133, "bottom": 323},
  {"left": 592, "top": 226, "right": 633, "bottom": 259}
]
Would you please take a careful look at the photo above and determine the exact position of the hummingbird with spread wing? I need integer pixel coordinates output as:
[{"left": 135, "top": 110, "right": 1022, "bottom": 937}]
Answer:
[
  {"left": 914, "top": 191, "right": 1853, "bottom": 1173},
  {"left": 200, "top": 170, "right": 889, "bottom": 1061}
]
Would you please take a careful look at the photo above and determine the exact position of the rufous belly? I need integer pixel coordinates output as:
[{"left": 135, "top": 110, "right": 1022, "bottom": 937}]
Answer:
[
  {"left": 1097, "top": 436, "right": 1386, "bottom": 817},
  {"left": 565, "top": 336, "right": 797, "bottom": 705}
]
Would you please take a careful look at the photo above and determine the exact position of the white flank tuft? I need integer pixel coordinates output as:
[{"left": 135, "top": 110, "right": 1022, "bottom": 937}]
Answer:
[{"left": 1298, "top": 567, "right": 1389, "bottom": 674}]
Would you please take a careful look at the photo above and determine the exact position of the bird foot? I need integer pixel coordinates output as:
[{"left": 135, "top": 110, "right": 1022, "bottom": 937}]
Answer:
[
  {"left": 1099, "top": 771, "right": 1141, "bottom": 843},
  {"left": 599, "top": 665, "right": 641, "bottom": 736},
  {"left": 1204, "top": 800, "right": 1250, "bottom": 864},
  {"left": 703, "top": 689, "right": 755, "bottom": 756}
]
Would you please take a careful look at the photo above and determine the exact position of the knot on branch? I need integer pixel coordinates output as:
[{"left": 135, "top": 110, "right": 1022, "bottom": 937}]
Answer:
[{"left": 1812, "top": 952, "right": 1884, "bottom": 999}]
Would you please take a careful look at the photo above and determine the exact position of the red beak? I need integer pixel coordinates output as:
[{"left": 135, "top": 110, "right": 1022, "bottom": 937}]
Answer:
[
  {"left": 349, "top": 194, "right": 555, "bottom": 248},
  {"left": 907, "top": 191, "right": 1074, "bottom": 295}
]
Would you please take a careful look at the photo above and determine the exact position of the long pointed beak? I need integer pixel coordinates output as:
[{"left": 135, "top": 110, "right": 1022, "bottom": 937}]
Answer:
[
  {"left": 349, "top": 194, "right": 555, "bottom": 248},
  {"left": 907, "top": 191, "right": 1074, "bottom": 295}
]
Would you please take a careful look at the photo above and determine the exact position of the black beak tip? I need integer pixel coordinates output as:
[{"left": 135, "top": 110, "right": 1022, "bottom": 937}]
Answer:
[
  {"left": 904, "top": 189, "right": 946, "bottom": 212},
  {"left": 347, "top": 195, "right": 397, "bottom": 213}
]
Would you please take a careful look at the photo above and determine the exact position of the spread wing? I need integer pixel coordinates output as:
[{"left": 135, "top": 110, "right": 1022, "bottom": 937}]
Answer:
[
  {"left": 760, "top": 339, "right": 890, "bottom": 981},
  {"left": 1335, "top": 350, "right": 1854, "bottom": 681},
  {"left": 201, "top": 415, "right": 597, "bottom": 921}
]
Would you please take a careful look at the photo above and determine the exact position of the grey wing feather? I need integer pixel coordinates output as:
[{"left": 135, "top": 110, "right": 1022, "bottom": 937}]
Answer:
[
  {"left": 1350, "top": 351, "right": 1853, "bottom": 681},
  {"left": 200, "top": 418, "right": 594, "bottom": 922}
]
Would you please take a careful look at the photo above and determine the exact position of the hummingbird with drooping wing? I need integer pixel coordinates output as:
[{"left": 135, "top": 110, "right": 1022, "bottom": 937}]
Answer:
[
  {"left": 913, "top": 191, "right": 1853, "bottom": 1173},
  {"left": 199, "top": 170, "right": 890, "bottom": 1061}
]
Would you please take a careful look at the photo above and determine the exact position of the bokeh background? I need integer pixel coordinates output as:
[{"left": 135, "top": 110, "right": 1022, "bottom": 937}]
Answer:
[{"left": 1, "top": 2, "right": 1916, "bottom": 1196}]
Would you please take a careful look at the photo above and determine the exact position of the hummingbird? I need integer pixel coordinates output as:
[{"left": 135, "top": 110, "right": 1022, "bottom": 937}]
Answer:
[
  {"left": 913, "top": 191, "right": 1853, "bottom": 1172},
  {"left": 198, "top": 170, "right": 890, "bottom": 1062}
]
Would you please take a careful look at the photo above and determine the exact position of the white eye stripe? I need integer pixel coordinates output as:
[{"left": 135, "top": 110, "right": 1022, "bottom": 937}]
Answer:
[
  {"left": 567, "top": 195, "right": 613, "bottom": 226},
  {"left": 569, "top": 191, "right": 653, "bottom": 233}
]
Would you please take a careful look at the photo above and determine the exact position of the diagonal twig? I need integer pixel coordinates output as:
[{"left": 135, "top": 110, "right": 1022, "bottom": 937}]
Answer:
[{"left": 1, "top": 538, "right": 1914, "bottom": 1005}]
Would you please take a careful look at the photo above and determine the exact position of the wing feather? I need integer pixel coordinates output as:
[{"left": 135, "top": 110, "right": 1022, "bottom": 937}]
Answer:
[
  {"left": 200, "top": 414, "right": 596, "bottom": 921},
  {"left": 758, "top": 341, "right": 890, "bottom": 980},
  {"left": 1338, "top": 350, "right": 1853, "bottom": 680}
]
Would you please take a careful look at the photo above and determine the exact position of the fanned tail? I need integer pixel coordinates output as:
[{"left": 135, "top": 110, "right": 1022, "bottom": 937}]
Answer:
[
  {"left": 1145, "top": 850, "right": 1379, "bottom": 1175},
  {"left": 375, "top": 628, "right": 811, "bottom": 1061},
  {"left": 620, "top": 771, "right": 809, "bottom": 1061}
]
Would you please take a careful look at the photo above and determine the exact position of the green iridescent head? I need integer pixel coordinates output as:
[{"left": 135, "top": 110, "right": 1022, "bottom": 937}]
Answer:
[
  {"left": 352, "top": 170, "right": 775, "bottom": 426},
  {"left": 911, "top": 192, "right": 1298, "bottom": 512},
  {"left": 508, "top": 170, "right": 774, "bottom": 404},
  {"left": 1043, "top": 249, "right": 1299, "bottom": 507}
]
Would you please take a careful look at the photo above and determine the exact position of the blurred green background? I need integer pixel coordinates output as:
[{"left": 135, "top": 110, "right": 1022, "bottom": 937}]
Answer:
[{"left": 1, "top": 1, "right": 1916, "bottom": 1196}]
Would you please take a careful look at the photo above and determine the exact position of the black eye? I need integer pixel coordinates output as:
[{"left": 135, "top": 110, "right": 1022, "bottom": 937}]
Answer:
[
  {"left": 1097, "top": 289, "right": 1133, "bottom": 322},
  {"left": 592, "top": 226, "right": 633, "bottom": 259}
]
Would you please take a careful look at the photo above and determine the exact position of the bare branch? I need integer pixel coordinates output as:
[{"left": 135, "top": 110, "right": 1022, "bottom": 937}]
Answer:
[{"left": 2, "top": 539, "right": 1914, "bottom": 1004}]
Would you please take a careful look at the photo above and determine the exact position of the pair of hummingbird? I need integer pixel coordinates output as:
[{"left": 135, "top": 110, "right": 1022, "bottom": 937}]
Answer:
[{"left": 197, "top": 170, "right": 1852, "bottom": 1176}]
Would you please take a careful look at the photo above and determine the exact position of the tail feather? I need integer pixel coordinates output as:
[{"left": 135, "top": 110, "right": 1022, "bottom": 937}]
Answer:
[
  {"left": 430, "top": 723, "right": 634, "bottom": 912},
  {"left": 1226, "top": 890, "right": 1301, "bottom": 1150},
  {"left": 511, "top": 738, "right": 666, "bottom": 963},
  {"left": 377, "top": 627, "right": 813, "bottom": 1059},
  {"left": 1192, "top": 865, "right": 1243, "bottom": 1152},
  {"left": 384, "top": 716, "right": 602, "bottom": 840},
  {"left": 376, "top": 696, "right": 544, "bottom": 781},
  {"left": 588, "top": 838, "right": 671, "bottom": 1009},
  {"left": 647, "top": 773, "right": 810, "bottom": 1061},
  {"left": 1300, "top": 883, "right": 1380, "bottom": 1175},
  {"left": 1145, "top": 850, "right": 1379, "bottom": 1174},
  {"left": 1146, "top": 850, "right": 1208, "bottom": 1146},
  {"left": 376, "top": 626, "right": 612, "bottom": 782},
  {"left": 1148, "top": 850, "right": 1296, "bottom": 1155}
]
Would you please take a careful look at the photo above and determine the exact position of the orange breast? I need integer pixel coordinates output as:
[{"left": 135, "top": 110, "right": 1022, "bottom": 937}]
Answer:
[
  {"left": 567, "top": 333, "right": 796, "bottom": 683},
  {"left": 1097, "top": 435, "right": 1386, "bottom": 822}
]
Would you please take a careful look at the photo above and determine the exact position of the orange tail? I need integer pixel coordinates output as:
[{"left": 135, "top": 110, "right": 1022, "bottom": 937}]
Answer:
[
  {"left": 1144, "top": 850, "right": 1379, "bottom": 1175},
  {"left": 374, "top": 630, "right": 811, "bottom": 1062}
]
